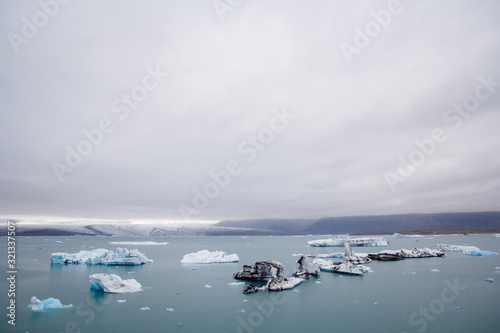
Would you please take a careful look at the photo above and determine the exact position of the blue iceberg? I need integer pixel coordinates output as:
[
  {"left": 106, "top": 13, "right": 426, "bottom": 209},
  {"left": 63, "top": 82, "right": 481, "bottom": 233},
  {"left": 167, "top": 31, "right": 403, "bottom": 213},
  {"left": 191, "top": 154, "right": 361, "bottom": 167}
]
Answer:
[
  {"left": 28, "top": 296, "right": 73, "bottom": 312},
  {"left": 464, "top": 250, "right": 498, "bottom": 256}
]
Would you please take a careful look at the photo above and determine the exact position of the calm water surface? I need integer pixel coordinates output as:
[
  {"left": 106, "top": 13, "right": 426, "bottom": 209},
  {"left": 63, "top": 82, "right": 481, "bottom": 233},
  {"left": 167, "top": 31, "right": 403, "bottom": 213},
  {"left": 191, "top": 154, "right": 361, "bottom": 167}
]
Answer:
[{"left": 1, "top": 234, "right": 499, "bottom": 333}]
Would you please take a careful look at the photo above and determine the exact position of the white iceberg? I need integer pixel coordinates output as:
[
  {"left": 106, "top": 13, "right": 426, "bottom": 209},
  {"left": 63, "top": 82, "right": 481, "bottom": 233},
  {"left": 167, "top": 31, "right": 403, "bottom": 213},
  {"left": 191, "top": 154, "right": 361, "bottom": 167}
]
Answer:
[
  {"left": 393, "top": 233, "right": 424, "bottom": 239},
  {"left": 266, "top": 276, "right": 303, "bottom": 291},
  {"left": 89, "top": 273, "right": 143, "bottom": 293},
  {"left": 308, "top": 237, "right": 388, "bottom": 247},
  {"left": 317, "top": 253, "right": 344, "bottom": 258},
  {"left": 28, "top": 296, "right": 72, "bottom": 312},
  {"left": 51, "top": 248, "right": 152, "bottom": 265},
  {"left": 437, "top": 244, "right": 481, "bottom": 252},
  {"left": 492, "top": 234, "right": 500, "bottom": 238},
  {"left": 180, "top": 250, "right": 239, "bottom": 263},
  {"left": 109, "top": 241, "right": 169, "bottom": 245},
  {"left": 437, "top": 244, "right": 497, "bottom": 256},
  {"left": 485, "top": 278, "right": 494, "bottom": 283}
]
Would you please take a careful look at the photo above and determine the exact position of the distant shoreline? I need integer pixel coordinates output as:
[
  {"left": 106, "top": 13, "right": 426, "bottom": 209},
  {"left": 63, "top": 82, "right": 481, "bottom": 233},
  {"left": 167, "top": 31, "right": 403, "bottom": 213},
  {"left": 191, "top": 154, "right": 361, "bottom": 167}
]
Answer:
[{"left": 354, "top": 228, "right": 500, "bottom": 236}]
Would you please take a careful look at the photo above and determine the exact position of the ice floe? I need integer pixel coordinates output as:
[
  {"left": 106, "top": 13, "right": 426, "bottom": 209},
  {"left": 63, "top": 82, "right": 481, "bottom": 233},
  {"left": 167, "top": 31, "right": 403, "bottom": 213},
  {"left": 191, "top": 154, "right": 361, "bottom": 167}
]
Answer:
[
  {"left": 89, "top": 273, "right": 143, "bottom": 293},
  {"left": 492, "top": 234, "right": 500, "bottom": 238},
  {"left": 51, "top": 248, "right": 152, "bottom": 265},
  {"left": 431, "top": 269, "right": 440, "bottom": 272},
  {"left": 28, "top": 296, "right": 73, "bottom": 312},
  {"left": 485, "top": 278, "right": 494, "bottom": 282},
  {"left": 180, "top": 250, "right": 239, "bottom": 263}
]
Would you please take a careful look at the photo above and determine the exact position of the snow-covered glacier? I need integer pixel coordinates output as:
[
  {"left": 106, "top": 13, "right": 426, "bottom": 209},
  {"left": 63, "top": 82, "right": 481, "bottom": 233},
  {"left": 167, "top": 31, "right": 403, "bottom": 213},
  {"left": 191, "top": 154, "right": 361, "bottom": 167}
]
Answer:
[
  {"left": 89, "top": 273, "right": 143, "bottom": 293},
  {"left": 50, "top": 248, "right": 152, "bottom": 265},
  {"left": 180, "top": 250, "right": 239, "bottom": 263}
]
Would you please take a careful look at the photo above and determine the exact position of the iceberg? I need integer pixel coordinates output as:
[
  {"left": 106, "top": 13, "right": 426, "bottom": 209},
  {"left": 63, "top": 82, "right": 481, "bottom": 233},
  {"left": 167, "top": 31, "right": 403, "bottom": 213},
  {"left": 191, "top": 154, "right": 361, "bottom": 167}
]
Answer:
[
  {"left": 50, "top": 248, "right": 152, "bottom": 265},
  {"left": 89, "top": 273, "right": 143, "bottom": 293},
  {"left": 464, "top": 250, "right": 498, "bottom": 256},
  {"left": 308, "top": 237, "right": 388, "bottom": 247},
  {"left": 368, "top": 248, "right": 444, "bottom": 261},
  {"left": 492, "top": 234, "right": 500, "bottom": 238},
  {"left": 28, "top": 296, "right": 72, "bottom": 312},
  {"left": 317, "top": 253, "right": 344, "bottom": 258},
  {"left": 180, "top": 250, "right": 239, "bottom": 264},
  {"left": 393, "top": 233, "right": 424, "bottom": 239},
  {"left": 437, "top": 244, "right": 497, "bottom": 256},
  {"left": 266, "top": 276, "right": 303, "bottom": 291},
  {"left": 293, "top": 254, "right": 320, "bottom": 278},
  {"left": 228, "top": 282, "right": 245, "bottom": 287},
  {"left": 233, "top": 260, "right": 284, "bottom": 281}
]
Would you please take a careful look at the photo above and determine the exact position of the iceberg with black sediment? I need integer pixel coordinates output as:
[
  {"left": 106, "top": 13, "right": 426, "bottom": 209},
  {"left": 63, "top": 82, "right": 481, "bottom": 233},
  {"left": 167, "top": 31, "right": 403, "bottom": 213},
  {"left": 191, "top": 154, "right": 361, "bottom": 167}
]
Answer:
[
  {"left": 235, "top": 260, "right": 303, "bottom": 293},
  {"left": 50, "top": 248, "right": 152, "bottom": 265},
  {"left": 308, "top": 236, "right": 388, "bottom": 247},
  {"left": 89, "top": 273, "right": 143, "bottom": 293},
  {"left": 180, "top": 250, "right": 239, "bottom": 263},
  {"left": 293, "top": 254, "right": 320, "bottom": 278},
  {"left": 368, "top": 248, "right": 444, "bottom": 261},
  {"left": 28, "top": 296, "right": 73, "bottom": 312}
]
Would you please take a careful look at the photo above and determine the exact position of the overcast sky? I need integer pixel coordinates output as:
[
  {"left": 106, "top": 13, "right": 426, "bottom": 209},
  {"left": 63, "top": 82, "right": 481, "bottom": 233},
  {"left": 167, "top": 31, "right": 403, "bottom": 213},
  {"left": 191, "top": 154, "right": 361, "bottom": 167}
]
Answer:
[{"left": 1, "top": 0, "right": 499, "bottom": 224}]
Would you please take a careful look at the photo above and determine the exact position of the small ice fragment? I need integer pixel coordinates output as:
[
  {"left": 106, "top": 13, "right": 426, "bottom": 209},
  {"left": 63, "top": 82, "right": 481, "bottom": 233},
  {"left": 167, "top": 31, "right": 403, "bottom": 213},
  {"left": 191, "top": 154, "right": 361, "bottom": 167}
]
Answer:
[
  {"left": 485, "top": 278, "right": 494, "bottom": 283},
  {"left": 373, "top": 302, "right": 378, "bottom": 305},
  {"left": 454, "top": 306, "right": 462, "bottom": 311},
  {"left": 117, "top": 300, "right": 126, "bottom": 303},
  {"left": 140, "top": 307, "right": 150, "bottom": 311},
  {"left": 495, "top": 266, "right": 500, "bottom": 270},
  {"left": 55, "top": 241, "right": 63, "bottom": 244},
  {"left": 205, "top": 284, "right": 212, "bottom": 288},
  {"left": 315, "top": 280, "right": 322, "bottom": 284},
  {"left": 127, "top": 271, "right": 135, "bottom": 275},
  {"left": 228, "top": 282, "right": 245, "bottom": 287},
  {"left": 431, "top": 269, "right": 440, "bottom": 272},
  {"left": 239, "top": 309, "right": 246, "bottom": 313},
  {"left": 243, "top": 299, "right": 248, "bottom": 302},
  {"left": 178, "top": 323, "right": 184, "bottom": 327},
  {"left": 166, "top": 308, "right": 175, "bottom": 312},
  {"left": 192, "top": 267, "right": 199, "bottom": 270}
]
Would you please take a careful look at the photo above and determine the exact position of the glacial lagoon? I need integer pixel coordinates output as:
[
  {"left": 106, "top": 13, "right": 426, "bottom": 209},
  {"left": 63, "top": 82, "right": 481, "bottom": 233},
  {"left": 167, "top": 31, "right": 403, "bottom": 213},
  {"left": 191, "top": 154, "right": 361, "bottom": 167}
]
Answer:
[{"left": 1, "top": 234, "right": 499, "bottom": 333}]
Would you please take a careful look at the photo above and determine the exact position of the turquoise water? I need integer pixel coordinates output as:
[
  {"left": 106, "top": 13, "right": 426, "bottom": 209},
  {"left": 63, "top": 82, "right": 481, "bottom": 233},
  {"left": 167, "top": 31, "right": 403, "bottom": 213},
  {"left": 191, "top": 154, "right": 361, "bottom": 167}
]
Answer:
[{"left": 1, "top": 235, "right": 499, "bottom": 333}]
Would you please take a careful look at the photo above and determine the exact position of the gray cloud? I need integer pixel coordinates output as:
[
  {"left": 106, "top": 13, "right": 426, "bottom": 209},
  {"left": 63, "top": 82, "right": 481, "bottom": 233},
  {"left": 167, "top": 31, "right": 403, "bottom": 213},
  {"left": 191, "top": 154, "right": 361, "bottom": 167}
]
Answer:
[{"left": 1, "top": 0, "right": 499, "bottom": 223}]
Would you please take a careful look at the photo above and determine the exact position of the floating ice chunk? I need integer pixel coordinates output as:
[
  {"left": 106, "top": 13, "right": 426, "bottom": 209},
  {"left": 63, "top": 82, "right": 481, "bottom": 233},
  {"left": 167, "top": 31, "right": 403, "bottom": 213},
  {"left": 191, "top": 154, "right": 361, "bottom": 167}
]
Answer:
[
  {"left": 294, "top": 254, "right": 320, "bottom": 278},
  {"left": 55, "top": 241, "right": 63, "bottom": 244},
  {"left": 140, "top": 307, "right": 150, "bottom": 311},
  {"left": 28, "top": 296, "right": 72, "bottom": 312},
  {"left": 495, "top": 267, "right": 500, "bottom": 270},
  {"left": 239, "top": 309, "right": 246, "bottom": 313},
  {"left": 205, "top": 284, "right": 212, "bottom": 288},
  {"left": 315, "top": 280, "right": 322, "bottom": 284},
  {"left": 392, "top": 233, "right": 423, "bottom": 239},
  {"left": 180, "top": 250, "right": 239, "bottom": 263},
  {"left": 166, "top": 308, "right": 175, "bottom": 312},
  {"left": 117, "top": 300, "right": 126, "bottom": 303},
  {"left": 50, "top": 248, "right": 152, "bottom": 265},
  {"left": 228, "top": 282, "right": 245, "bottom": 287},
  {"left": 109, "top": 241, "right": 169, "bottom": 245},
  {"left": 485, "top": 278, "right": 494, "bottom": 283},
  {"left": 89, "top": 273, "right": 142, "bottom": 293},
  {"left": 431, "top": 269, "right": 440, "bottom": 272},
  {"left": 464, "top": 250, "right": 498, "bottom": 256},
  {"left": 437, "top": 244, "right": 481, "bottom": 252},
  {"left": 492, "top": 234, "right": 500, "bottom": 238}
]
